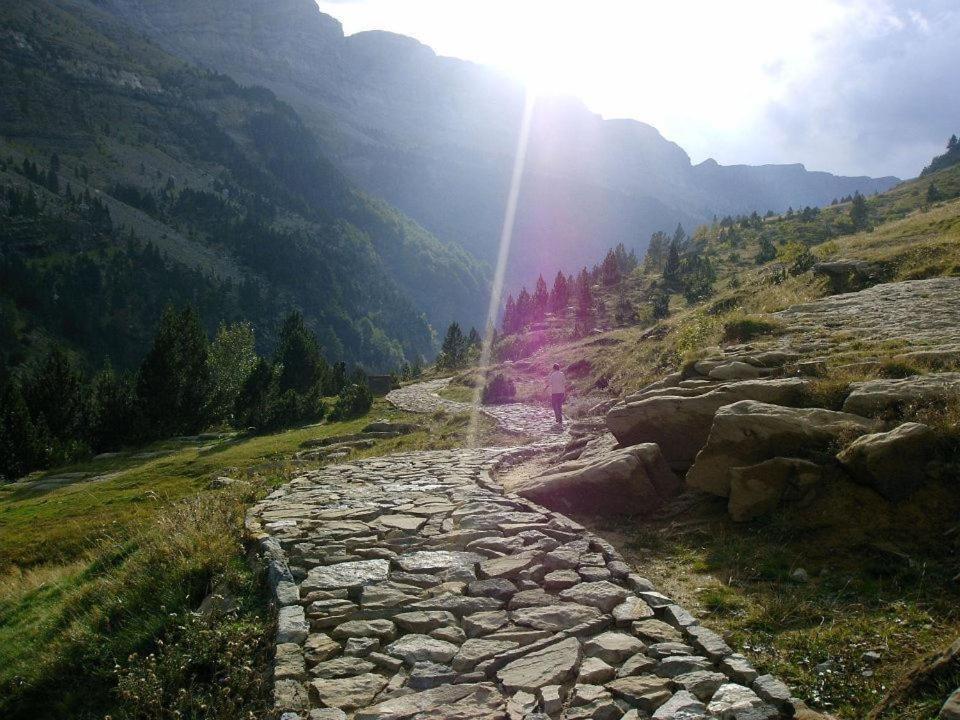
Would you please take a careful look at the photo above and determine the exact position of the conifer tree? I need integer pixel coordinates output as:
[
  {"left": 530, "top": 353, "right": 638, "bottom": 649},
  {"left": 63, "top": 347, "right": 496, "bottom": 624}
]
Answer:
[
  {"left": 532, "top": 275, "right": 549, "bottom": 320},
  {"left": 503, "top": 294, "right": 517, "bottom": 333},
  {"left": 0, "top": 377, "right": 41, "bottom": 481},
  {"left": 467, "top": 327, "right": 482, "bottom": 348},
  {"left": 576, "top": 267, "right": 592, "bottom": 319},
  {"left": 439, "top": 322, "right": 467, "bottom": 368},
  {"left": 662, "top": 238, "right": 682, "bottom": 284},
  {"left": 515, "top": 287, "right": 532, "bottom": 330},
  {"left": 600, "top": 249, "right": 621, "bottom": 286},
  {"left": 22, "top": 346, "right": 85, "bottom": 443},
  {"left": 275, "top": 311, "right": 327, "bottom": 395},
  {"left": 850, "top": 192, "right": 869, "bottom": 230},
  {"left": 234, "top": 358, "right": 273, "bottom": 431},
  {"left": 549, "top": 271, "right": 568, "bottom": 313},
  {"left": 137, "top": 305, "right": 211, "bottom": 437},
  {"left": 87, "top": 364, "right": 141, "bottom": 450}
]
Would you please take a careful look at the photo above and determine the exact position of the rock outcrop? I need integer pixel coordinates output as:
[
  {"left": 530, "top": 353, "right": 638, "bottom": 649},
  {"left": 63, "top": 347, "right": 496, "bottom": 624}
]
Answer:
[
  {"left": 513, "top": 444, "right": 681, "bottom": 515},
  {"left": 842, "top": 373, "right": 960, "bottom": 417},
  {"left": 837, "top": 422, "right": 940, "bottom": 501},
  {"left": 686, "top": 401, "right": 878, "bottom": 497},
  {"left": 727, "top": 458, "right": 823, "bottom": 522},
  {"left": 606, "top": 379, "right": 811, "bottom": 469}
]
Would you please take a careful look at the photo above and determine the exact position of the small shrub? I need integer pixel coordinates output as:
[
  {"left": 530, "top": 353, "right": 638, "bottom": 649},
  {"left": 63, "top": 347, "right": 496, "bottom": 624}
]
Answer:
[
  {"left": 674, "top": 312, "right": 723, "bottom": 363},
  {"left": 878, "top": 359, "right": 921, "bottom": 379},
  {"left": 722, "top": 314, "right": 782, "bottom": 343},
  {"left": 566, "top": 359, "right": 592, "bottom": 378},
  {"left": 481, "top": 374, "right": 516, "bottom": 405},
  {"left": 330, "top": 383, "right": 373, "bottom": 420}
]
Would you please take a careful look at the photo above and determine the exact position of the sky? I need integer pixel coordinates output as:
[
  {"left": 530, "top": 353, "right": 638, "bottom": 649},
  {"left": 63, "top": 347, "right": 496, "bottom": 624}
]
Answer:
[{"left": 316, "top": 0, "right": 960, "bottom": 179}]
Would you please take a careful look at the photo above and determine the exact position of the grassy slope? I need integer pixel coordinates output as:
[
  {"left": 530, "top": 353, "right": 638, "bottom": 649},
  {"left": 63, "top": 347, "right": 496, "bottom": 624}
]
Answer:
[
  {"left": 0, "top": 396, "right": 508, "bottom": 719},
  {"left": 485, "top": 164, "right": 960, "bottom": 718}
]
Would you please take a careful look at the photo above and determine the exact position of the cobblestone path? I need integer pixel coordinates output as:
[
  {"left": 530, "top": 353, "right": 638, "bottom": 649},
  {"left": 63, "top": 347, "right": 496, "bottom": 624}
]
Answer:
[
  {"left": 386, "top": 378, "right": 567, "bottom": 438},
  {"left": 249, "top": 381, "right": 800, "bottom": 720}
]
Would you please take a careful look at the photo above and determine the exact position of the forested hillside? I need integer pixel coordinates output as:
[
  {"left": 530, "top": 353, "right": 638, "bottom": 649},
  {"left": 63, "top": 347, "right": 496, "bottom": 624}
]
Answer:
[
  {"left": 104, "top": 0, "right": 900, "bottom": 284},
  {"left": 0, "top": 0, "right": 488, "bottom": 376}
]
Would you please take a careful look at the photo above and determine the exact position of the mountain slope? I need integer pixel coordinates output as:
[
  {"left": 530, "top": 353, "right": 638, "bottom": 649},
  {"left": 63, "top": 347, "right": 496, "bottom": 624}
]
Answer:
[
  {"left": 0, "top": 0, "right": 488, "bottom": 371},
  {"left": 103, "top": 0, "right": 900, "bottom": 283}
]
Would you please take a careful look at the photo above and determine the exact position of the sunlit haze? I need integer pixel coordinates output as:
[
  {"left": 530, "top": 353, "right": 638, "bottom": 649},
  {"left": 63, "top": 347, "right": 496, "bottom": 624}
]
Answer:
[{"left": 317, "top": 0, "right": 960, "bottom": 178}]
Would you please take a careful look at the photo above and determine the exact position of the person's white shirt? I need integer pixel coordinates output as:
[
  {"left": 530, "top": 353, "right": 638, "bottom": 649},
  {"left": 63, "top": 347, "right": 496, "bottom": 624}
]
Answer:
[{"left": 548, "top": 369, "right": 566, "bottom": 394}]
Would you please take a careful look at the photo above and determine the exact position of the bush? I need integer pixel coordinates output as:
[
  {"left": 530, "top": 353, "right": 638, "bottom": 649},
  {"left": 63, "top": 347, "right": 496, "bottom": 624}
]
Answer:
[
  {"left": 566, "top": 359, "right": 592, "bottom": 378},
  {"left": 330, "top": 382, "right": 373, "bottom": 420},
  {"left": 481, "top": 374, "right": 516, "bottom": 404},
  {"left": 722, "top": 314, "right": 783, "bottom": 343}
]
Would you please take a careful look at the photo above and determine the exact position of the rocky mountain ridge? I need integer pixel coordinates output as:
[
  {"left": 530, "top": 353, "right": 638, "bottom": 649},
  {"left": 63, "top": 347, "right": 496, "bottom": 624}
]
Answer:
[{"left": 102, "top": 0, "right": 900, "bottom": 283}]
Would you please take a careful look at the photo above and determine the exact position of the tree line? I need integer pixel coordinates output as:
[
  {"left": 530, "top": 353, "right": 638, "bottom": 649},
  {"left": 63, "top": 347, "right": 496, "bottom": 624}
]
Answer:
[
  {"left": 501, "top": 243, "right": 638, "bottom": 334},
  {"left": 0, "top": 308, "right": 372, "bottom": 482}
]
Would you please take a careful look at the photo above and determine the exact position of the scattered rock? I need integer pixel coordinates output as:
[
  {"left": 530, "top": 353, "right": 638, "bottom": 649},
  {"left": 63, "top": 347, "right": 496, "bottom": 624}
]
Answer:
[
  {"left": 842, "top": 373, "right": 960, "bottom": 417},
  {"left": 686, "top": 400, "right": 877, "bottom": 497},
  {"left": 727, "top": 457, "right": 823, "bottom": 521},
  {"left": 513, "top": 444, "right": 681, "bottom": 516},
  {"left": 605, "top": 378, "right": 811, "bottom": 467},
  {"left": 837, "top": 422, "right": 940, "bottom": 501}
]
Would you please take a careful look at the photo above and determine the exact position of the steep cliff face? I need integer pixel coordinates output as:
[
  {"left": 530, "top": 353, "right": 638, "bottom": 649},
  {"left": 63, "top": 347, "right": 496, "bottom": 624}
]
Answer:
[
  {"left": 104, "top": 0, "right": 899, "bottom": 281},
  {"left": 1, "top": 0, "right": 490, "bottom": 369}
]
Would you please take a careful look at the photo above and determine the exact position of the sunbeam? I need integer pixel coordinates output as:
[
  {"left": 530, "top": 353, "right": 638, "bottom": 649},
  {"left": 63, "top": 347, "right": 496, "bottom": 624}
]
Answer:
[{"left": 466, "top": 88, "right": 538, "bottom": 447}]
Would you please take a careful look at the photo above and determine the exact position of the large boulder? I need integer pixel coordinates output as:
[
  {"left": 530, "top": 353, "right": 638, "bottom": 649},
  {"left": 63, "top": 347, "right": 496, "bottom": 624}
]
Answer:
[
  {"left": 686, "top": 401, "right": 878, "bottom": 497},
  {"left": 513, "top": 444, "right": 681, "bottom": 515},
  {"left": 812, "top": 259, "right": 885, "bottom": 292},
  {"left": 727, "top": 458, "right": 823, "bottom": 521},
  {"left": 842, "top": 373, "right": 960, "bottom": 417},
  {"left": 605, "top": 379, "right": 811, "bottom": 468},
  {"left": 837, "top": 422, "right": 940, "bottom": 501}
]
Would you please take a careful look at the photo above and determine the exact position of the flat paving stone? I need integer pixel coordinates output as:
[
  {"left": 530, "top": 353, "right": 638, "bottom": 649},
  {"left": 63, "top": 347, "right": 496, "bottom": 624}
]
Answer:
[{"left": 251, "top": 378, "right": 799, "bottom": 718}]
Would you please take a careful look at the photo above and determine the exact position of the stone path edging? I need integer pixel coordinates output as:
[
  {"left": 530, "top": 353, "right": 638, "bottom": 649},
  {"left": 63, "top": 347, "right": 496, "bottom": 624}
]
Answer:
[{"left": 248, "top": 380, "right": 802, "bottom": 720}]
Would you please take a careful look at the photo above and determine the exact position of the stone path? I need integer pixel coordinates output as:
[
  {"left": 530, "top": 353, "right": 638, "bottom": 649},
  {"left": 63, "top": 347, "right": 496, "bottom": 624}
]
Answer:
[
  {"left": 387, "top": 378, "right": 567, "bottom": 438},
  {"left": 249, "top": 381, "right": 801, "bottom": 720}
]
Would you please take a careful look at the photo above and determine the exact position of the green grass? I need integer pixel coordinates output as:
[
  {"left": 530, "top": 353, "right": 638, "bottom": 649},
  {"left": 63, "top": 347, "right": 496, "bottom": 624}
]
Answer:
[
  {"left": 0, "top": 398, "right": 496, "bottom": 719},
  {"left": 618, "top": 480, "right": 960, "bottom": 719}
]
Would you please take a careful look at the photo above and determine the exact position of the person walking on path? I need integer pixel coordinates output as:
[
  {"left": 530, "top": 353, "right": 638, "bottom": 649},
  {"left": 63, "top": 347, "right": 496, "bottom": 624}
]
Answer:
[{"left": 546, "top": 363, "right": 566, "bottom": 427}]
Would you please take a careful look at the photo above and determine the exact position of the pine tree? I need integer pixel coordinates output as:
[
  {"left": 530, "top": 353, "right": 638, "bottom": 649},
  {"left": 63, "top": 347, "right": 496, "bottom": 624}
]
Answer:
[
  {"left": 644, "top": 231, "right": 667, "bottom": 273},
  {"left": 275, "top": 311, "right": 327, "bottom": 395},
  {"left": 0, "top": 377, "right": 41, "bottom": 481},
  {"left": 87, "top": 364, "right": 141, "bottom": 450},
  {"left": 662, "top": 239, "right": 681, "bottom": 284},
  {"left": 849, "top": 192, "right": 869, "bottom": 230},
  {"left": 532, "top": 275, "right": 549, "bottom": 320},
  {"left": 22, "top": 345, "right": 85, "bottom": 442},
  {"left": 137, "top": 305, "right": 211, "bottom": 437},
  {"left": 503, "top": 294, "right": 517, "bottom": 333},
  {"left": 755, "top": 235, "right": 777, "bottom": 264},
  {"left": 467, "top": 327, "right": 482, "bottom": 348},
  {"left": 515, "top": 287, "right": 532, "bottom": 330},
  {"left": 439, "top": 322, "right": 466, "bottom": 368},
  {"left": 234, "top": 358, "right": 273, "bottom": 431},
  {"left": 650, "top": 290, "right": 670, "bottom": 320},
  {"left": 947, "top": 134, "right": 958, "bottom": 151},
  {"left": 576, "top": 268, "right": 592, "bottom": 319},
  {"left": 600, "top": 249, "right": 621, "bottom": 286},
  {"left": 927, "top": 182, "right": 943, "bottom": 203},
  {"left": 549, "top": 271, "right": 568, "bottom": 313}
]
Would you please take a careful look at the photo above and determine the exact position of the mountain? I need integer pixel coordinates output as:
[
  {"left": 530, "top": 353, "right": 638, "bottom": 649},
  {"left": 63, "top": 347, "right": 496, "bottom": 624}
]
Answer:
[
  {"left": 102, "top": 0, "right": 901, "bottom": 283},
  {"left": 0, "top": 0, "right": 488, "bottom": 372}
]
